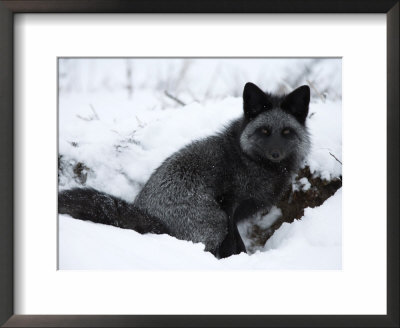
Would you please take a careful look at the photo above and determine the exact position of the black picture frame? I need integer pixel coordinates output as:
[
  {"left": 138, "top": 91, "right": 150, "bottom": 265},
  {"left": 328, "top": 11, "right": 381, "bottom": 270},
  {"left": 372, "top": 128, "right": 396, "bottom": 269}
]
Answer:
[{"left": 0, "top": 1, "right": 398, "bottom": 327}]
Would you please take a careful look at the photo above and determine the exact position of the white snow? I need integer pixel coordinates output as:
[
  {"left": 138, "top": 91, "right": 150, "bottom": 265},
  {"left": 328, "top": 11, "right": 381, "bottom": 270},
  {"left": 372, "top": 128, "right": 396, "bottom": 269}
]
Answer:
[
  {"left": 237, "top": 206, "right": 283, "bottom": 253},
  {"left": 58, "top": 58, "right": 342, "bottom": 270},
  {"left": 59, "top": 189, "right": 341, "bottom": 270},
  {"left": 298, "top": 177, "right": 312, "bottom": 191},
  {"left": 306, "top": 101, "right": 342, "bottom": 180}
]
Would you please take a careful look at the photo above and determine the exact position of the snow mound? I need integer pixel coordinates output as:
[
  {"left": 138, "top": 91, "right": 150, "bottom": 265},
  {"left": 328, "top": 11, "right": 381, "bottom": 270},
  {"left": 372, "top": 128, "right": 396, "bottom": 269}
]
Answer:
[{"left": 59, "top": 189, "right": 341, "bottom": 270}]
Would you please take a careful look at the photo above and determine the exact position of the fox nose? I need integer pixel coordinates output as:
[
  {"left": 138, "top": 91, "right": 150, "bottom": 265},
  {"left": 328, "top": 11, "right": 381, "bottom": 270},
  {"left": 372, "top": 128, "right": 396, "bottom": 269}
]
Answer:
[{"left": 271, "top": 150, "right": 281, "bottom": 159}]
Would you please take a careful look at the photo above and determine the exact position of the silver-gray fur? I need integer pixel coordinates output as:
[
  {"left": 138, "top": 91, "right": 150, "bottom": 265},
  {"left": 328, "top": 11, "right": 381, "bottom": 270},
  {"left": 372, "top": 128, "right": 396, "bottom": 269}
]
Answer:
[
  {"left": 58, "top": 82, "right": 311, "bottom": 258},
  {"left": 240, "top": 109, "right": 310, "bottom": 169}
]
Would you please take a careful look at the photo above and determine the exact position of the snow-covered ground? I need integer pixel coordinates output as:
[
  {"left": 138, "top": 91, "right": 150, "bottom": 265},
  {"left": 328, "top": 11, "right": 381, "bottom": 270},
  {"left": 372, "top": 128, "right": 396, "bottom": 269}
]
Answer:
[
  {"left": 58, "top": 58, "right": 342, "bottom": 270},
  {"left": 59, "top": 189, "right": 341, "bottom": 270}
]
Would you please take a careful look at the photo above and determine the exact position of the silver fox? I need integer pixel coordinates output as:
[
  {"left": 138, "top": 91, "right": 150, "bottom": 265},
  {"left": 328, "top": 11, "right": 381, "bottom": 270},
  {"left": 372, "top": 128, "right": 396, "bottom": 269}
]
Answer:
[{"left": 59, "top": 82, "right": 311, "bottom": 258}]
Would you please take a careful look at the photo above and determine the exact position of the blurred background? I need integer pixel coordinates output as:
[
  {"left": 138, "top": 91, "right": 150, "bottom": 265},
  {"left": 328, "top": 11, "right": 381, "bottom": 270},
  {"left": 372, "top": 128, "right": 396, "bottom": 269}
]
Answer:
[{"left": 59, "top": 58, "right": 341, "bottom": 107}]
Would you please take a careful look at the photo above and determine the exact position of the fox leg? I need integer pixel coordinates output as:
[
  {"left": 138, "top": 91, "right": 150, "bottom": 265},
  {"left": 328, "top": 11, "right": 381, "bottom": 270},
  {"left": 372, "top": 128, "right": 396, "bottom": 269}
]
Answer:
[{"left": 216, "top": 219, "right": 246, "bottom": 259}]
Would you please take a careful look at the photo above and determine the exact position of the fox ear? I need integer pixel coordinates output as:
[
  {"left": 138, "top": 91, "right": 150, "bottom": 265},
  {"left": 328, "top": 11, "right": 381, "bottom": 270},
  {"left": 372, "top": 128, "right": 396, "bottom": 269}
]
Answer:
[
  {"left": 281, "top": 85, "right": 310, "bottom": 125},
  {"left": 243, "top": 82, "right": 271, "bottom": 119}
]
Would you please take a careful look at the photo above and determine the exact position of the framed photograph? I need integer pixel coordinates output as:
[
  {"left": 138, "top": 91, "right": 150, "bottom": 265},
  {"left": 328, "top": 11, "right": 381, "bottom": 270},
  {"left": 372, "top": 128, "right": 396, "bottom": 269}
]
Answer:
[{"left": 0, "top": 1, "right": 398, "bottom": 327}]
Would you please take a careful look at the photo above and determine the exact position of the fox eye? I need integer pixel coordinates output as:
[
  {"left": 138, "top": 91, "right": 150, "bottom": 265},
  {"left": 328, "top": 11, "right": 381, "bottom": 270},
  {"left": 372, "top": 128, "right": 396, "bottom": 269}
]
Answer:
[
  {"left": 261, "top": 128, "right": 270, "bottom": 135},
  {"left": 282, "top": 128, "right": 291, "bottom": 135}
]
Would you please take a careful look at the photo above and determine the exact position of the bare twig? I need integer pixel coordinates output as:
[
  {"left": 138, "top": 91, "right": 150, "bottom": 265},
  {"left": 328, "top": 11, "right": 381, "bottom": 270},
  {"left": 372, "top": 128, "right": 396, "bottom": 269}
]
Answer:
[
  {"left": 308, "top": 112, "right": 316, "bottom": 119},
  {"left": 76, "top": 104, "right": 100, "bottom": 121},
  {"left": 89, "top": 104, "right": 100, "bottom": 120},
  {"left": 76, "top": 115, "right": 92, "bottom": 122},
  {"left": 164, "top": 90, "right": 186, "bottom": 106},
  {"left": 174, "top": 59, "right": 192, "bottom": 91},
  {"left": 306, "top": 79, "right": 325, "bottom": 102},
  {"left": 329, "top": 152, "right": 342, "bottom": 165},
  {"left": 126, "top": 59, "right": 134, "bottom": 99}
]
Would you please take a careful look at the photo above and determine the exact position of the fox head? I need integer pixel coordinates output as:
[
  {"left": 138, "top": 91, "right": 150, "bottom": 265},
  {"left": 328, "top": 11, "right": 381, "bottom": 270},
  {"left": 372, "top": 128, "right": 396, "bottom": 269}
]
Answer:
[{"left": 240, "top": 82, "right": 311, "bottom": 165}]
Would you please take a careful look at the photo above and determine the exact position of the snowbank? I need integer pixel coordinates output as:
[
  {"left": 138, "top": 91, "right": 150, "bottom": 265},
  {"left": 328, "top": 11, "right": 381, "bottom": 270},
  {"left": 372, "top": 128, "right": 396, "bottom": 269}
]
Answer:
[{"left": 59, "top": 189, "right": 341, "bottom": 270}]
